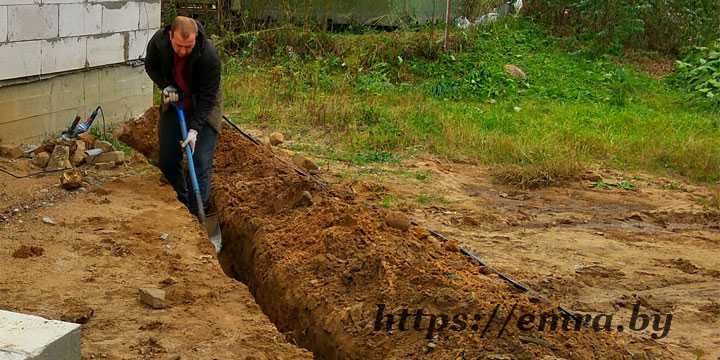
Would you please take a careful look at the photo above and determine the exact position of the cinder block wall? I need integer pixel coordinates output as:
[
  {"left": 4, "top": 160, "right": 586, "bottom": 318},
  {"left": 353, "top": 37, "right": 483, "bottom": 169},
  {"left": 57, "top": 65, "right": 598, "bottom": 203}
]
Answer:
[
  {"left": 0, "top": 0, "right": 161, "bottom": 80},
  {"left": 0, "top": 0, "right": 161, "bottom": 143}
]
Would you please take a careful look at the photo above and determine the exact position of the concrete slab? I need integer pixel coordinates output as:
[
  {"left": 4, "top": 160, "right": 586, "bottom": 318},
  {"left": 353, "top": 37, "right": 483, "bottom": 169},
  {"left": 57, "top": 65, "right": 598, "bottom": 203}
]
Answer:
[{"left": 0, "top": 310, "right": 80, "bottom": 360}]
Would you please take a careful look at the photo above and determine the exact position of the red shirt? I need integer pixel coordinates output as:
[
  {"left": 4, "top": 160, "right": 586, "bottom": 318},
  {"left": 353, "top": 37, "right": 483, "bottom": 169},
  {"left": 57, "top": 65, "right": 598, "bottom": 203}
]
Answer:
[{"left": 172, "top": 53, "right": 192, "bottom": 111}]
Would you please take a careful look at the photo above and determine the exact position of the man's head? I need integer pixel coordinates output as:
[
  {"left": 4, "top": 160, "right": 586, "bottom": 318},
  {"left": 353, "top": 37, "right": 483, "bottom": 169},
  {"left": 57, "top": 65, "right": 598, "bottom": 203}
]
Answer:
[{"left": 170, "top": 16, "right": 198, "bottom": 58}]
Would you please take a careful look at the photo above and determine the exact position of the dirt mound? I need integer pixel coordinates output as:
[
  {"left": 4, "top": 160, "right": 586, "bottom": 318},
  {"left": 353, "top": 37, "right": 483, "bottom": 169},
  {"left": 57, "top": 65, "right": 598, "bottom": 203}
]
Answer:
[
  {"left": 118, "top": 108, "right": 661, "bottom": 359},
  {"left": 12, "top": 245, "right": 44, "bottom": 258}
]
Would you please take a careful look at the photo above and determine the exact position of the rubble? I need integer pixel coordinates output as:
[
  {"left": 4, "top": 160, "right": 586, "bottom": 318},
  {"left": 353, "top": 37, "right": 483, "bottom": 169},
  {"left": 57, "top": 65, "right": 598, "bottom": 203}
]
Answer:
[
  {"left": 94, "top": 140, "right": 114, "bottom": 153},
  {"left": 71, "top": 140, "right": 87, "bottom": 166},
  {"left": 46, "top": 145, "right": 72, "bottom": 171},
  {"left": 32, "top": 152, "right": 51, "bottom": 168},
  {"left": 91, "top": 151, "right": 125, "bottom": 165},
  {"left": 78, "top": 133, "right": 96, "bottom": 149},
  {"left": 138, "top": 288, "right": 168, "bottom": 309},
  {"left": 269, "top": 132, "right": 285, "bottom": 146},
  {"left": 61, "top": 169, "right": 83, "bottom": 190},
  {"left": 292, "top": 154, "right": 319, "bottom": 172}
]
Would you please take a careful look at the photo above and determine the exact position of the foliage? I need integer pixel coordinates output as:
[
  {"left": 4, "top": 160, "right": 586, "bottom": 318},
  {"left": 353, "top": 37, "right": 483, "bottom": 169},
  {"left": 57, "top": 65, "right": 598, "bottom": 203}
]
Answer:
[
  {"left": 673, "top": 41, "right": 720, "bottom": 108},
  {"left": 220, "top": 18, "right": 720, "bottom": 183},
  {"left": 524, "top": 0, "right": 720, "bottom": 55}
]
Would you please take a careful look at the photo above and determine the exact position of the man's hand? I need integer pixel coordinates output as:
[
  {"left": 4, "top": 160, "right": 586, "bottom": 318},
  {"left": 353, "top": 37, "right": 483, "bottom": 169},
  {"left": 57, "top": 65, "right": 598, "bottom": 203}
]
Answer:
[
  {"left": 181, "top": 129, "right": 198, "bottom": 152},
  {"left": 162, "top": 85, "right": 179, "bottom": 104}
]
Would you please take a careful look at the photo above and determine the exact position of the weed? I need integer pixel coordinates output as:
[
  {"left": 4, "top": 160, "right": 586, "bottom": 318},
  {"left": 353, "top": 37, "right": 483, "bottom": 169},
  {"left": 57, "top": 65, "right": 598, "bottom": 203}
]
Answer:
[
  {"left": 381, "top": 194, "right": 397, "bottom": 208},
  {"left": 90, "top": 126, "right": 132, "bottom": 155},
  {"left": 591, "top": 180, "right": 637, "bottom": 191},
  {"left": 414, "top": 170, "right": 431, "bottom": 182}
]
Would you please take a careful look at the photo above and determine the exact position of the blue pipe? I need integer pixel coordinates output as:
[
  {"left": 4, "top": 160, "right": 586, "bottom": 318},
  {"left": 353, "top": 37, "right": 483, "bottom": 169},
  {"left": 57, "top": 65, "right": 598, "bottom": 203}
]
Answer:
[{"left": 172, "top": 103, "right": 207, "bottom": 225}]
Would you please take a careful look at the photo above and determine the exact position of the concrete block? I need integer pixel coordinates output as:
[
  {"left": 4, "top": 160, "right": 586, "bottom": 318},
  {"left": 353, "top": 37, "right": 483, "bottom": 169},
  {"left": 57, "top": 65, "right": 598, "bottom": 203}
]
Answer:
[
  {"left": 127, "top": 28, "right": 152, "bottom": 60},
  {"left": 43, "top": 0, "right": 80, "bottom": 4},
  {"left": 138, "top": 1, "right": 160, "bottom": 29},
  {"left": 0, "top": 6, "right": 7, "bottom": 42},
  {"left": 0, "top": 310, "right": 81, "bottom": 359},
  {"left": 41, "top": 37, "right": 87, "bottom": 74},
  {"left": 0, "top": 41, "right": 41, "bottom": 80},
  {"left": 86, "top": 33, "right": 124, "bottom": 67},
  {"left": 0, "top": 0, "right": 37, "bottom": 5},
  {"left": 0, "top": 65, "right": 152, "bottom": 143},
  {"left": 100, "top": 1, "right": 140, "bottom": 33},
  {"left": 7, "top": 4, "right": 58, "bottom": 41},
  {"left": 59, "top": 3, "right": 102, "bottom": 37}
]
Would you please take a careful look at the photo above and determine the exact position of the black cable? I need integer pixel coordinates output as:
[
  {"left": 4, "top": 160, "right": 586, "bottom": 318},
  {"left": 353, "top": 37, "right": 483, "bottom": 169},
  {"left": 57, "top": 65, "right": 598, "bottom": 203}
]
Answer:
[{"left": 0, "top": 166, "right": 67, "bottom": 179}]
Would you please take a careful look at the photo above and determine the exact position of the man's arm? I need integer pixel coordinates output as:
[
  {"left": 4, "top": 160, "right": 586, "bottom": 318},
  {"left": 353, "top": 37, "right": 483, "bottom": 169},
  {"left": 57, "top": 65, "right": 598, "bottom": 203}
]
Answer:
[
  {"left": 144, "top": 30, "right": 169, "bottom": 90},
  {"left": 188, "top": 45, "right": 221, "bottom": 132}
]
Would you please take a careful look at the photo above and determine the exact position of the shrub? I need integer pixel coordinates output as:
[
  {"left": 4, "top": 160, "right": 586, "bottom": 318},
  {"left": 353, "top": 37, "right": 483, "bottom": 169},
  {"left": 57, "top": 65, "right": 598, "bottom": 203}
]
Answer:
[{"left": 524, "top": 0, "right": 720, "bottom": 55}]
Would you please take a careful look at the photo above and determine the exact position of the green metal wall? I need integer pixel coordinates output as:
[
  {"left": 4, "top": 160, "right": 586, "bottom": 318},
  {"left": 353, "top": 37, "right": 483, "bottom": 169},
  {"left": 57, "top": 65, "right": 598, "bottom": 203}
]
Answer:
[{"left": 235, "top": 0, "right": 467, "bottom": 25}]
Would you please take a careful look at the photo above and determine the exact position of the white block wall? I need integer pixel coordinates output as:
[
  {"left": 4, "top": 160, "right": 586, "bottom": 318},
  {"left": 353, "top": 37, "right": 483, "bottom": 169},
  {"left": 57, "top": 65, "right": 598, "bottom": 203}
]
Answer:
[{"left": 0, "top": 0, "right": 160, "bottom": 81}]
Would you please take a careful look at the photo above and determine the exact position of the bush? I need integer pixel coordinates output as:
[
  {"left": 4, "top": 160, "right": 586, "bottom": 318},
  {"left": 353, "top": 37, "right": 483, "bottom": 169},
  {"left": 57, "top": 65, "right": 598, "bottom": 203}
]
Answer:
[
  {"left": 524, "top": 0, "right": 720, "bottom": 55},
  {"left": 673, "top": 41, "right": 720, "bottom": 108}
]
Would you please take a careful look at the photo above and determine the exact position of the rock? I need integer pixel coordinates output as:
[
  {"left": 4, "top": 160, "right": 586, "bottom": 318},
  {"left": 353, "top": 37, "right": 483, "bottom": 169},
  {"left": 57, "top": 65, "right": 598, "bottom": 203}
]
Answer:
[
  {"left": 77, "top": 133, "right": 96, "bottom": 149},
  {"left": 160, "top": 233, "right": 169, "bottom": 241},
  {"left": 297, "top": 191, "right": 313, "bottom": 207},
  {"left": 504, "top": 64, "right": 526, "bottom": 80},
  {"left": 46, "top": 145, "right": 72, "bottom": 171},
  {"left": 32, "top": 152, "right": 51, "bottom": 168},
  {"left": 94, "top": 140, "right": 114, "bottom": 153},
  {"left": 269, "top": 132, "right": 285, "bottom": 146},
  {"left": 42, "top": 217, "right": 57, "bottom": 225},
  {"left": 92, "top": 151, "right": 125, "bottom": 165},
  {"left": 292, "top": 154, "right": 319, "bottom": 172},
  {"left": 138, "top": 288, "right": 168, "bottom": 309},
  {"left": 95, "top": 162, "right": 117, "bottom": 170},
  {"left": 385, "top": 211, "right": 410, "bottom": 231},
  {"left": 71, "top": 140, "right": 87, "bottom": 166},
  {"left": 61, "top": 169, "right": 83, "bottom": 190},
  {"left": 0, "top": 144, "right": 24, "bottom": 159}
]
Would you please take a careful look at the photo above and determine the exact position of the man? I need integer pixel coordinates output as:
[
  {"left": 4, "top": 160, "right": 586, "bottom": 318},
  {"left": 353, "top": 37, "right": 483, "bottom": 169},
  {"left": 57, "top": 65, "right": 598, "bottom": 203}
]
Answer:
[{"left": 144, "top": 16, "right": 223, "bottom": 218}]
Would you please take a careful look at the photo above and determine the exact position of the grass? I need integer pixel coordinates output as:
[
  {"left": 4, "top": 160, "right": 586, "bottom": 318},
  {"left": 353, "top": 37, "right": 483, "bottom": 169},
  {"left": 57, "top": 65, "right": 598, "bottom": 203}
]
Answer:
[{"left": 220, "top": 18, "right": 720, "bottom": 186}]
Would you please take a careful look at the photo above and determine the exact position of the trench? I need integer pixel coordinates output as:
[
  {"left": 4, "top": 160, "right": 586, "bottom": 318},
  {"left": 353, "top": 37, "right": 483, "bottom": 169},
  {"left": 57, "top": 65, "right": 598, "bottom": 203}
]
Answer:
[{"left": 117, "top": 107, "right": 660, "bottom": 360}]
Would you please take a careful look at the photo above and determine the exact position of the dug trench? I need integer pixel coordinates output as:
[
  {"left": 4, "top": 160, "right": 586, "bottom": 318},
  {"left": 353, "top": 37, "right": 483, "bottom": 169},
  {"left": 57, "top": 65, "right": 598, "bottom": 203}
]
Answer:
[{"left": 117, "top": 107, "right": 669, "bottom": 359}]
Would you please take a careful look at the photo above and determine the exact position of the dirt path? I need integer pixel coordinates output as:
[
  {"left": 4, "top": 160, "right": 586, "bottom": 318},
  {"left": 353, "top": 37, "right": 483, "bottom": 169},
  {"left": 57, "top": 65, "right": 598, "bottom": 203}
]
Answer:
[
  {"left": 331, "top": 158, "right": 720, "bottom": 359},
  {"left": 0, "top": 158, "right": 311, "bottom": 359}
]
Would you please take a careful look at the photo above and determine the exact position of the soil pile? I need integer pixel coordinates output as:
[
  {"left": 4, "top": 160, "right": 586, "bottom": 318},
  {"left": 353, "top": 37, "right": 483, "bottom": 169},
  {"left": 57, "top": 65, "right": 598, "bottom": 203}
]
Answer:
[{"left": 118, "top": 107, "right": 660, "bottom": 359}]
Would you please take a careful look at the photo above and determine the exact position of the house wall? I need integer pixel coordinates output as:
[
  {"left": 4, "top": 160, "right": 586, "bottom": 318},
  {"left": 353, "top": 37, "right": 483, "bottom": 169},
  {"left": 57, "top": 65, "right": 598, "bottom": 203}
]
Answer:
[{"left": 0, "top": 0, "right": 161, "bottom": 143}]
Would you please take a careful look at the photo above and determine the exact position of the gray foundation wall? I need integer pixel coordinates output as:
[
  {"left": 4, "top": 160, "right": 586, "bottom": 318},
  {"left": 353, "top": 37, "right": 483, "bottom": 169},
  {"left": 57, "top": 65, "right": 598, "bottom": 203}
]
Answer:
[{"left": 0, "top": 65, "right": 153, "bottom": 143}]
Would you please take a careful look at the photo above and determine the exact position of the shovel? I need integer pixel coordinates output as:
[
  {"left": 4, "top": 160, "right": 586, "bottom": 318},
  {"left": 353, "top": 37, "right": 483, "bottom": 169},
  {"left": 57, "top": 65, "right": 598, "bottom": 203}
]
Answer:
[{"left": 172, "top": 103, "right": 222, "bottom": 253}]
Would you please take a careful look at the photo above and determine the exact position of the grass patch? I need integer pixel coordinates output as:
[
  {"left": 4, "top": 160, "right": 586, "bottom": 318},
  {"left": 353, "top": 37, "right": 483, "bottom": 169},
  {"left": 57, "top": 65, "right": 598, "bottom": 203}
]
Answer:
[{"left": 220, "top": 18, "right": 720, "bottom": 185}]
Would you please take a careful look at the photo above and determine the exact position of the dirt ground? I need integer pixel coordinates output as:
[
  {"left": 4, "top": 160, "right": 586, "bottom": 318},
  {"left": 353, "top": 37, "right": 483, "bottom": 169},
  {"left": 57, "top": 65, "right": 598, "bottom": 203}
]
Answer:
[
  {"left": 2, "top": 114, "right": 718, "bottom": 359},
  {"left": 330, "top": 158, "right": 720, "bottom": 359},
  {"left": 118, "top": 109, "right": 680, "bottom": 360},
  {"left": 0, "top": 157, "right": 311, "bottom": 359}
]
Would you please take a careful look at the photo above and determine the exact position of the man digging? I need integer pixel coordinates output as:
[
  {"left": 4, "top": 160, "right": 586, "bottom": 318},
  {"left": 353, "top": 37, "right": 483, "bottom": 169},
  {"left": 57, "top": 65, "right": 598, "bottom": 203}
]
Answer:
[{"left": 144, "top": 16, "right": 223, "bottom": 220}]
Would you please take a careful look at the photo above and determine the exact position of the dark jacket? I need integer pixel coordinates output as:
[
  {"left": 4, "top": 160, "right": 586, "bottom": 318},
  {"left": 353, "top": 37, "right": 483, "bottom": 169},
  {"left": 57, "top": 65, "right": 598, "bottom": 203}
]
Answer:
[{"left": 145, "top": 21, "right": 223, "bottom": 133}]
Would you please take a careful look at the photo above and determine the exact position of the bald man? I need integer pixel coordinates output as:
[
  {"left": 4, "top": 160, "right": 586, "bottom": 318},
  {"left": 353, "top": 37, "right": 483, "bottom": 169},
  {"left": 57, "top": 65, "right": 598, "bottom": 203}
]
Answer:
[{"left": 144, "top": 16, "right": 223, "bottom": 218}]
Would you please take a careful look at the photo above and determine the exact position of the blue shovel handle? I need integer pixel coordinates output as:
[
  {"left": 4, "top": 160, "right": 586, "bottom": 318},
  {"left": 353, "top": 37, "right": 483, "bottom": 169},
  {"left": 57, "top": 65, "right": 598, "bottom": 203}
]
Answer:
[{"left": 171, "top": 103, "right": 206, "bottom": 225}]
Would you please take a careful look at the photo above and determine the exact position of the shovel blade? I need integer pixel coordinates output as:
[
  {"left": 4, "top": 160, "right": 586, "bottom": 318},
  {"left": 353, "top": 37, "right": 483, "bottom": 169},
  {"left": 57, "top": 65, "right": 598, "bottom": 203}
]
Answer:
[{"left": 206, "top": 214, "right": 222, "bottom": 253}]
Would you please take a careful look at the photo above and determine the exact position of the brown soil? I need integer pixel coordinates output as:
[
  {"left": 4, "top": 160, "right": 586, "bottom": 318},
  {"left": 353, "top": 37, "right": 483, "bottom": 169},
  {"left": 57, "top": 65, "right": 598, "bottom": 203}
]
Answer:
[
  {"left": 12, "top": 245, "right": 45, "bottom": 258},
  {"left": 0, "top": 155, "right": 311, "bottom": 359},
  {"left": 118, "top": 107, "right": 672, "bottom": 359},
  {"left": 333, "top": 158, "right": 720, "bottom": 359}
]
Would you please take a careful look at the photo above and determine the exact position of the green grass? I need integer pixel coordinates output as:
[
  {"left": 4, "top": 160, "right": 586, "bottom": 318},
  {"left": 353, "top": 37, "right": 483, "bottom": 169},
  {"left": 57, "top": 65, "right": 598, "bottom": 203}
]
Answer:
[{"left": 220, "top": 18, "right": 720, "bottom": 185}]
